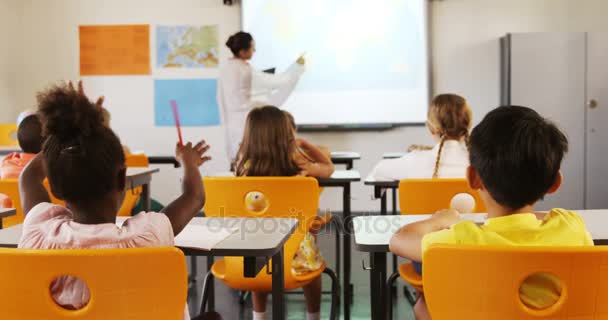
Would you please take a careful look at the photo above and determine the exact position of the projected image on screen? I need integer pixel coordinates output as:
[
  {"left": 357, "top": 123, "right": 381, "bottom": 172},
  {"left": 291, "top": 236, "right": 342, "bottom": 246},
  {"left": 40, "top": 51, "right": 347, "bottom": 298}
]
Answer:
[{"left": 242, "top": 0, "right": 429, "bottom": 126}]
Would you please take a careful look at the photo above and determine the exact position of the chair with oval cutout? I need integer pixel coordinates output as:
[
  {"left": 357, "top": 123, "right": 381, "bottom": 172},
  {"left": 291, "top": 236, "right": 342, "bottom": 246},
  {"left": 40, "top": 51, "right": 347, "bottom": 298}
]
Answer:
[
  {"left": 387, "top": 178, "right": 486, "bottom": 316},
  {"left": 0, "top": 247, "right": 187, "bottom": 319},
  {"left": 199, "top": 176, "right": 339, "bottom": 320},
  {"left": 424, "top": 244, "right": 606, "bottom": 319},
  {"left": 0, "top": 123, "right": 18, "bottom": 147}
]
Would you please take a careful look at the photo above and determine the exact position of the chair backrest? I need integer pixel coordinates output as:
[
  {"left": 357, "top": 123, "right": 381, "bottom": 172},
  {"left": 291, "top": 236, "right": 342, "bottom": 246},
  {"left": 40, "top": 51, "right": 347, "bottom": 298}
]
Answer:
[
  {"left": 0, "top": 247, "right": 187, "bottom": 319},
  {"left": 0, "top": 123, "right": 18, "bottom": 146},
  {"left": 424, "top": 244, "right": 608, "bottom": 319},
  {"left": 203, "top": 177, "right": 320, "bottom": 290},
  {"left": 125, "top": 154, "right": 150, "bottom": 168},
  {"left": 0, "top": 179, "right": 23, "bottom": 227},
  {"left": 121, "top": 154, "right": 149, "bottom": 216},
  {"left": 398, "top": 178, "right": 486, "bottom": 214}
]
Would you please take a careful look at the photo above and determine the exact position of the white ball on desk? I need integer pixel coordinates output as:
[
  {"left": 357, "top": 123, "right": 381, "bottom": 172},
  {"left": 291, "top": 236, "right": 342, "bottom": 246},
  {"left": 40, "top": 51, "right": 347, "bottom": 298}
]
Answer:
[{"left": 450, "top": 193, "right": 476, "bottom": 213}]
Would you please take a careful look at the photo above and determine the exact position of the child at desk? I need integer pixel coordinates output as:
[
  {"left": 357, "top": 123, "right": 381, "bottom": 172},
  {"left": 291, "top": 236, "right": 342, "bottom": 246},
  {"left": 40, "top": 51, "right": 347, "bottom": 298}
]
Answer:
[
  {"left": 389, "top": 106, "right": 593, "bottom": 319},
  {"left": 17, "top": 82, "right": 216, "bottom": 320},
  {"left": 1, "top": 113, "right": 43, "bottom": 180},
  {"left": 0, "top": 113, "right": 44, "bottom": 208},
  {"left": 370, "top": 94, "right": 472, "bottom": 180},
  {"left": 235, "top": 106, "right": 333, "bottom": 320}
]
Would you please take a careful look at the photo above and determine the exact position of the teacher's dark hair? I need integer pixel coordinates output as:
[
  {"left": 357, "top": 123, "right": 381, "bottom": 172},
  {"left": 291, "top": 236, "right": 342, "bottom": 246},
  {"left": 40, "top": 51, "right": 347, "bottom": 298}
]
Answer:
[{"left": 226, "top": 31, "right": 253, "bottom": 57}]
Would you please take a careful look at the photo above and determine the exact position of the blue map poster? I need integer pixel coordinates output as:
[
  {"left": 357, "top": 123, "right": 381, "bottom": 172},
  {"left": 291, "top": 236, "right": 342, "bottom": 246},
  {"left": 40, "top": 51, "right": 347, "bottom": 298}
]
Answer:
[{"left": 154, "top": 79, "right": 220, "bottom": 126}]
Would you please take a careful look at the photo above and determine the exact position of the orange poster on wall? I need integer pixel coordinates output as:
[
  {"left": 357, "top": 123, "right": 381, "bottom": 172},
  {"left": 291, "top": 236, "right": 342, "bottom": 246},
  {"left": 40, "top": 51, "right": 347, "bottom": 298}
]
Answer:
[{"left": 79, "top": 25, "right": 150, "bottom": 76}]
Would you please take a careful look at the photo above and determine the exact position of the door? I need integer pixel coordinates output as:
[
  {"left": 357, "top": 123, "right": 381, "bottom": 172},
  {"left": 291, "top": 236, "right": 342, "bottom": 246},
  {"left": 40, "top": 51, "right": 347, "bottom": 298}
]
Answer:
[
  {"left": 509, "top": 32, "right": 586, "bottom": 210},
  {"left": 585, "top": 32, "right": 608, "bottom": 209}
]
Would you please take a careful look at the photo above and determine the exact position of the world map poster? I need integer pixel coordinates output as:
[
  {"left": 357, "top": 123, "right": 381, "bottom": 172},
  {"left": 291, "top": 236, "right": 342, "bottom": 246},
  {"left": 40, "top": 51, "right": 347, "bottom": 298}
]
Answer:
[{"left": 156, "top": 25, "right": 219, "bottom": 69}]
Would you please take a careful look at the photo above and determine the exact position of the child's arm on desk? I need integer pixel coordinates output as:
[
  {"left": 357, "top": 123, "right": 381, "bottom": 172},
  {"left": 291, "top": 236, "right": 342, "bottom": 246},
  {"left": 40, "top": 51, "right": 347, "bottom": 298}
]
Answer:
[
  {"left": 19, "top": 153, "right": 51, "bottom": 214},
  {"left": 162, "top": 140, "right": 211, "bottom": 236},
  {"left": 296, "top": 138, "right": 335, "bottom": 178},
  {"left": 389, "top": 209, "right": 460, "bottom": 262}
]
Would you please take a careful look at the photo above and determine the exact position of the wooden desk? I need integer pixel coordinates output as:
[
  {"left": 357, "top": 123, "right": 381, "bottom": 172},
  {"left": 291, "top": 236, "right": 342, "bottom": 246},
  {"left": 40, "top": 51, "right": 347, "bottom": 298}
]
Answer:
[
  {"left": 330, "top": 151, "right": 361, "bottom": 170},
  {"left": 0, "top": 216, "right": 298, "bottom": 320},
  {"left": 0, "top": 208, "right": 16, "bottom": 229},
  {"left": 353, "top": 211, "right": 608, "bottom": 320},
  {"left": 318, "top": 169, "right": 361, "bottom": 320},
  {"left": 126, "top": 168, "right": 159, "bottom": 212},
  {"left": 0, "top": 146, "right": 20, "bottom": 156}
]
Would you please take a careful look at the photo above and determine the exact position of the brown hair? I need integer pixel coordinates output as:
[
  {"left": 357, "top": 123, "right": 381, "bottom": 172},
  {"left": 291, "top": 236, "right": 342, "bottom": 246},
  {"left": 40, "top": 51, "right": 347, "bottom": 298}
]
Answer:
[
  {"left": 235, "top": 106, "right": 300, "bottom": 177},
  {"left": 427, "top": 94, "right": 472, "bottom": 178},
  {"left": 284, "top": 111, "right": 296, "bottom": 131}
]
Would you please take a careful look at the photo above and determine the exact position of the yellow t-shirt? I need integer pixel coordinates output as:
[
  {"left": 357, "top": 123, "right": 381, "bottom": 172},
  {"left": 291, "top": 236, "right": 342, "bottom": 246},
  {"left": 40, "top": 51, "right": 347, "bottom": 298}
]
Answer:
[{"left": 422, "top": 208, "right": 593, "bottom": 310}]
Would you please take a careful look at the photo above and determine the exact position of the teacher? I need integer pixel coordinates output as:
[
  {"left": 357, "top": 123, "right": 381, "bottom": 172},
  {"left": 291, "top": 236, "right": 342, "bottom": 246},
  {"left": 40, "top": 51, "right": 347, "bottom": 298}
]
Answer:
[{"left": 218, "top": 31, "right": 306, "bottom": 164}]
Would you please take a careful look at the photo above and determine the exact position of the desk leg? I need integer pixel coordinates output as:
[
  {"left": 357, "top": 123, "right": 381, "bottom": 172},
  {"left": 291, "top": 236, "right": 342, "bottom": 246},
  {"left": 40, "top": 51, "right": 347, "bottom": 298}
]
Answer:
[
  {"left": 271, "top": 248, "right": 286, "bottom": 320},
  {"left": 369, "top": 252, "right": 387, "bottom": 320},
  {"left": 141, "top": 183, "right": 152, "bottom": 212},
  {"left": 343, "top": 183, "right": 352, "bottom": 320},
  {"left": 391, "top": 188, "right": 398, "bottom": 278},
  {"left": 346, "top": 160, "right": 353, "bottom": 170},
  {"left": 380, "top": 188, "right": 387, "bottom": 215},
  {"left": 207, "top": 256, "right": 215, "bottom": 311}
]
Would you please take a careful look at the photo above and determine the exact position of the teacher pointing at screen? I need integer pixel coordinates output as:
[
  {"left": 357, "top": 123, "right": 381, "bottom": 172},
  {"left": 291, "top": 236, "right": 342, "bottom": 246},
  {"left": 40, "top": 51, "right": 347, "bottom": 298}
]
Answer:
[{"left": 218, "top": 31, "right": 306, "bottom": 164}]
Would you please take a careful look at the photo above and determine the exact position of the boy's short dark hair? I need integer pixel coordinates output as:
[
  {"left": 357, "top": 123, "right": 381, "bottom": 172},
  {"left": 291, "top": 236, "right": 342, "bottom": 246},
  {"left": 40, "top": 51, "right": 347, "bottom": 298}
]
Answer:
[
  {"left": 17, "top": 114, "right": 43, "bottom": 154},
  {"left": 468, "top": 106, "right": 568, "bottom": 209}
]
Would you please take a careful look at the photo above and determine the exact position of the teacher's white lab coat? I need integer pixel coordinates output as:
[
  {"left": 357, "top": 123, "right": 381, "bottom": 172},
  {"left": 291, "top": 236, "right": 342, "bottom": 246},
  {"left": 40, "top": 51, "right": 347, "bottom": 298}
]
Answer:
[{"left": 218, "top": 58, "right": 305, "bottom": 161}]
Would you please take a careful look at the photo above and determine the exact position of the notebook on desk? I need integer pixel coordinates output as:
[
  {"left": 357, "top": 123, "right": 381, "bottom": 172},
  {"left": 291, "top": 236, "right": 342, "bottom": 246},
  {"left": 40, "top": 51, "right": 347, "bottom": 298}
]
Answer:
[{"left": 174, "top": 224, "right": 239, "bottom": 250}]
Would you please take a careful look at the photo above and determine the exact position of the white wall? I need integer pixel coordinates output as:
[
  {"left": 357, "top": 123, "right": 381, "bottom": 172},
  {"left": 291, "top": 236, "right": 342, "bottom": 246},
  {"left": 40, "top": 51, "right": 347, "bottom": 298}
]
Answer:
[
  {"left": 9, "top": 0, "right": 608, "bottom": 211},
  {"left": 0, "top": 0, "right": 22, "bottom": 123}
]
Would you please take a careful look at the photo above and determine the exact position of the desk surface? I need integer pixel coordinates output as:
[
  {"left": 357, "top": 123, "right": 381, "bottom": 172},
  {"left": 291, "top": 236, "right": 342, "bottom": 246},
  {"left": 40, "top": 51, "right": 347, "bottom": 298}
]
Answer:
[
  {"left": 330, "top": 151, "right": 361, "bottom": 161},
  {"left": 0, "top": 146, "right": 21, "bottom": 156},
  {"left": 0, "top": 216, "right": 299, "bottom": 257},
  {"left": 354, "top": 210, "right": 608, "bottom": 252},
  {"left": 0, "top": 208, "right": 16, "bottom": 218},
  {"left": 126, "top": 167, "right": 160, "bottom": 178},
  {"left": 382, "top": 152, "right": 406, "bottom": 159},
  {"left": 318, "top": 170, "right": 361, "bottom": 184},
  {"left": 363, "top": 176, "right": 399, "bottom": 187}
]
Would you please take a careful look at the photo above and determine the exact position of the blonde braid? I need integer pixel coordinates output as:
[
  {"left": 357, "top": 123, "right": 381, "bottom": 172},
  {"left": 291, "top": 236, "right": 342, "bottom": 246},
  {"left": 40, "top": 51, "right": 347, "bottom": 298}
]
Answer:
[{"left": 432, "top": 136, "right": 446, "bottom": 179}]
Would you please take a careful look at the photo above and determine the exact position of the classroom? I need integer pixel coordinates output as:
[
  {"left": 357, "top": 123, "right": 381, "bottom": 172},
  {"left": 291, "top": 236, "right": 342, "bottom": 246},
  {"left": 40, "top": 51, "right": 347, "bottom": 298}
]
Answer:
[{"left": 1, "top": 0, "right": 607, "bottom": 319}]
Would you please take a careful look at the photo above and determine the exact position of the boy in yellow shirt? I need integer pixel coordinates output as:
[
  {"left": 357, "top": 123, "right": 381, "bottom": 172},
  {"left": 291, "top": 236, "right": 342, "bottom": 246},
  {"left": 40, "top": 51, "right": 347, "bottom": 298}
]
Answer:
[{"left": 389, "top": 106, "right": 593, "bottom": 319}]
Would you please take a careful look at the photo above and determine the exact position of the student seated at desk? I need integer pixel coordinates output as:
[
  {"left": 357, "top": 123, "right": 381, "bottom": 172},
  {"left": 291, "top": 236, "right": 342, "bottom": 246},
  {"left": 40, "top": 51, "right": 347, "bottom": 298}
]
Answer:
[
  {"left": 0, "top": 113, "right": 44, "bottom": 208},
  {"left": 370, "top": 94, "right": 472, "bottom": 180},
  {"left": 389, "top": 106, "right": 593, "bottom": 319},
  {"left": 17, "top": 82, "right": 216, "bottom": 320},
  {"left": 1, "top": 113, "right": 43, "bottom": 180},
  {"left": 235, "top": 106, "right": 333, "bottom": 320}
]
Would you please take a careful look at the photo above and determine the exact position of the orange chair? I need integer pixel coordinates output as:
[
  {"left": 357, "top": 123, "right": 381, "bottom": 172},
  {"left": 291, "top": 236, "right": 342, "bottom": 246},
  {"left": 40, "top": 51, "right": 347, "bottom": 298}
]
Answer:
[
  {"left": 0, "top": 123, "right": 18, "bottom": 146},
  {"left": 200, "top": 177, "right": 338, "bottom": 319},
  {"left": 424, "top": 244, "right": 608, "bottom": 319},
  {"left": 387, "top": 179, "right": 486, "bottom": 315},
  {"left": 0, "top": 179, "right": 23, "bottom": 227},
  {"left": 120, "top": 154, "right": 150, "bottom": 216},
  {"left": 0, "top": 247, "right": 187, "bottom": 319},
  {"left": 125, "top": 154, "right": 150, "bottom": 167},
  {"left": 398, "top": 178, "right": 486, "bottom": 215}
]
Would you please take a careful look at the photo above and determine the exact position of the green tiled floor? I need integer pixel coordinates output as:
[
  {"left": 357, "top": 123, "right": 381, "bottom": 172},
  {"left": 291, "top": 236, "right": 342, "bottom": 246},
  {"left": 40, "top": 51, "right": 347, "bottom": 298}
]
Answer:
[{"left": 187, "top": 222, "right": 415, "bottom": 319}]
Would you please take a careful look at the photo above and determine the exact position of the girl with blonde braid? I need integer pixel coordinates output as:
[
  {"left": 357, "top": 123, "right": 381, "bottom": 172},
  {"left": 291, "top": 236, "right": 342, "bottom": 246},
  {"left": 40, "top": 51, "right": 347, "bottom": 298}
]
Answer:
[{"left": 371, "top": 94, "right": 472, "bottom": 180}]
